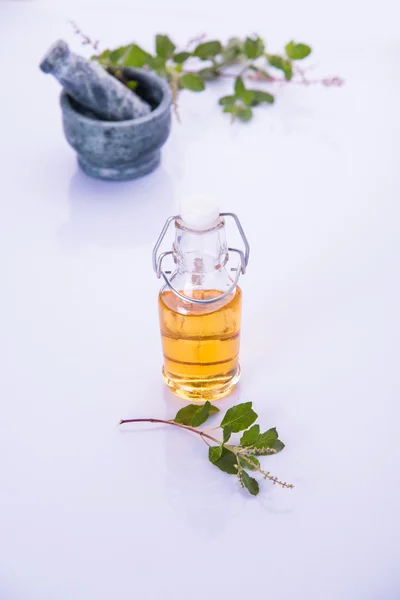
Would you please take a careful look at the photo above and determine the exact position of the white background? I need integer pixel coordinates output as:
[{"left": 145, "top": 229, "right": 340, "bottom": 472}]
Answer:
[{"left": 1, "top": 0, "right": 400, "bottom": 598}]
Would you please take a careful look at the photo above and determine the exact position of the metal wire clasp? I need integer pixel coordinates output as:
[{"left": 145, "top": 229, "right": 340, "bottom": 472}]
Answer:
[{"left": 152, "top": 213, "right": 250, "bottom": 305}]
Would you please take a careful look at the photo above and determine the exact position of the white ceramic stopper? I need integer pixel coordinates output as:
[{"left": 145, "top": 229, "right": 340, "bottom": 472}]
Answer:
[{"left": 179, "top": 195, "right": 220, "bottom": 230}]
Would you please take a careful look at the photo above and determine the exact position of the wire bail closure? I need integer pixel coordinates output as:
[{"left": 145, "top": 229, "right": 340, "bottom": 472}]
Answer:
[{"left": 152, "top": 213, "right": 250, "bottom": 305}]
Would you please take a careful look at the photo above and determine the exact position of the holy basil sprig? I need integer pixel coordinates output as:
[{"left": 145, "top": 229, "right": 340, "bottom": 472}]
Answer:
[
  {"left": 119, "top": 401, "right": 293, "bottom": 496},
  {"left": 69, "top": 22, "right": 343, "bottom": 123},
  {"left": 91, "top": 34, "right": 312, "bottom": 122}
]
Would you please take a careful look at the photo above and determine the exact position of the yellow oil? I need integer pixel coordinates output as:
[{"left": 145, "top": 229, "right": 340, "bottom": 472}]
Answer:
[{"left": 158, "top": 287, "right": 242, "bottom": 401}]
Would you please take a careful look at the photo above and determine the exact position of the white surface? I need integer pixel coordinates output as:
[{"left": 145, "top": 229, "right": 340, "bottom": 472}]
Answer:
[{"left": 1, "top": 1, "right": 400, "bottom": 599}]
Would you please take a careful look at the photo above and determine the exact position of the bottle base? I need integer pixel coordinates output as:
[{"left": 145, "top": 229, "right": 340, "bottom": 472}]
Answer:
[{"left": 162, "top": 365, "right": 241, "bottom": 402}]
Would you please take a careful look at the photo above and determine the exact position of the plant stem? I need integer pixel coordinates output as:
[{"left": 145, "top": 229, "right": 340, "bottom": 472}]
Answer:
[
  {"left": 69, "top": 20, "right": 100, "bottom": 52},
  {"left": 169, "top": 70, "right": 181, "bottom": 122},
  {"left": 236, "top": 452, "right": 294, "bottom": 489},
  {"left": 119, "top": 418, "right": 221, "bottom": 444},
  {"left": 237, "top": 61, "right": 250, "bottom": 79},
  {"left": 185, "top": 33, "right": 206, "bottom": 52},
  {"left": 217, "top": 71, "right": 343, "bottom": 86}
]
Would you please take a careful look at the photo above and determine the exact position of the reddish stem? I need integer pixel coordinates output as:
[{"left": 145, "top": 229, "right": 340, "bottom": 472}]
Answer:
[
  {"left": 217, "top": 72, "right": 344, "bottom": 86},
  {"left": 119, "top": 418, "right": 220, "bottom": 444}
]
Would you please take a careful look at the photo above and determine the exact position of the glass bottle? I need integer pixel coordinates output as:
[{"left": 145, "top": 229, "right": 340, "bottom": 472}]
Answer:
[{"left": 153, "top": 196, "right": 249, "bottom": 402}]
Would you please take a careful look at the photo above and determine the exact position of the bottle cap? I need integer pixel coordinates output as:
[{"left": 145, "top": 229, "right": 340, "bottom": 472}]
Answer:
[{"left": 179, "top": 195, "right": 220, "bottom": 230}]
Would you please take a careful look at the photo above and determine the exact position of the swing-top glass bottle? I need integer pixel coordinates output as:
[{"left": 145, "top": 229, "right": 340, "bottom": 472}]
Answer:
[{"left": 153, "top": 196, "right": 250, "bottom": 401}]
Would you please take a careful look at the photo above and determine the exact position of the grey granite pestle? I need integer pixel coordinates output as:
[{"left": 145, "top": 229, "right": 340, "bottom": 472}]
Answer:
[{"left": 40, "top": 40, "right": 151, "bottom": 120}]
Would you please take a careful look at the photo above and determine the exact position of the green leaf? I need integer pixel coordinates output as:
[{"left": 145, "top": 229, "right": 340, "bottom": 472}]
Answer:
[
  {"left": 223, "top": 105, "right": 237, "bottom": 115},
  {"left": 244, "top": 433, "right": 285, "bottom": 455},
  {"left": 174, "top": 404, "right": 200, "bottom": 425},
  {"left": 220, "top": 402, "right": 258, "bottom": 432},
  {"left": 223, "top": 426, "right": 232, "bottom": 443},
  {"left": 285, "top": 41, "right": 311, "bottom": 60},
  {"left": 93, "top": 49, "right": 110, "bottom": 60},
  {"left": 250, "top": 90, "right": 274, "bottom": 106},
  {"left": 193, "top": 40, "right": 222, "bottom": 60},
  {"left": 219, "top": 95, "right": 236, "bottom": 106},
  {"left": 120, "top": 44, "right": 152, "bottom": 68},
  {"left": 191, "top": 401, "right": 212, "bottom": 427},
  {"left": 147, "top": 55, "right": 167, "bottom": 74},
  {"left": 222, "top": 37, "right": 243, "bottom": 61},
  {"left": 254, "top": 427, "right": 278, "bottom": 449},
  {"left": 109, "top": 46, "right": 128, "bottom": 64},
  {"left": 241, "top": 471, "right": 259, "bottom": 495},
  {"left": 126, "top": 80, "right": 138, "bottom": 90},
  {"left": 240, "top": 424, "right": 260, "bottom": 446},
  {"left": 266, "top": 54, "right": 283, "bottom": 69},
  {"left": 156, "top": 34, "right": 176, "bottom": 59},
  {"left": 284, "top": 62, "right": 293, "bottom": 81},
  {"left": 211, "top": 447, "right": 238, "bottom": 475},
  {"left": 174, "top": 402, "right": 219, "bottom": 426},
  {"left": 208, "top": 445, "right": 223, "bottom": 463},
  {"left": 180, "top": 73, "right": 205, "bottom": 91},
  {"left": 93, "top": 48, "right": 110, "bottom": 65},
  {"left": 273, "top": 439, "right": 285, "bottom": 452},
  {"left": 234, "top": 76, "right": 245, "bottom": 97},
  {"left": 238, "top": 455, "right": 260, "bottom": 471},
  {"left": 244, "top": 36, "right": 265, "bottom": 59},
  {"left": 198, "top": 66, "right": 219, "bottom": 81},
  {"left": 237, "top": 106, "right": 253, "bottom": 122},
  {"left": 242, "top": 90, "right": 255, "bottom": 106},
  {"left": 266, "top": 54, "right": 293, "bottom": 80},
  {"left": 173, "top": 51, "right": 191, "bottom": 64}
]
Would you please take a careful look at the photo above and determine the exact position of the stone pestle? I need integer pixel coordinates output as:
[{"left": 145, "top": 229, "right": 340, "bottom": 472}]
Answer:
[{"left": 40, "top": 40, "right": 151, "bottom": 121}]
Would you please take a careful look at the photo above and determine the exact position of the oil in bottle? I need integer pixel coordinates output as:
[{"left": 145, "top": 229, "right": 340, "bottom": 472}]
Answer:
[{"left": 159, "top": 287, "right": 242, "bottom": 401}]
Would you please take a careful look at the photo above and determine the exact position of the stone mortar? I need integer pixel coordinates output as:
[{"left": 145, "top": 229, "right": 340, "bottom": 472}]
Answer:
[{"left": 60, "top": 68, "right": 172, "bottom": 181}]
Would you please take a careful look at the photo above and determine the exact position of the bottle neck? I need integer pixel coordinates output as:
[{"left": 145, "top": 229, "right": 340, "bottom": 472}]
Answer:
[{"left": 173, "top": 219, "right": 228, "bottom": 277}]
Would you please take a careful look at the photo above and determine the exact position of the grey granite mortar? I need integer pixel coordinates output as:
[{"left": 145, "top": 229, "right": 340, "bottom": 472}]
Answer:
[{"left": 60, "top": 68, "right": 172, "bottom": 181}]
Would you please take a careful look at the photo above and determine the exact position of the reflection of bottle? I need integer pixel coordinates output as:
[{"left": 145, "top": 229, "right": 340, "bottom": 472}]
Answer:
[
  {"left": 153, "top": 196, "right": 250, "bottom": 401},
  {"left": 162, "top": 423, "right": 245, "bottom": 534}
]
